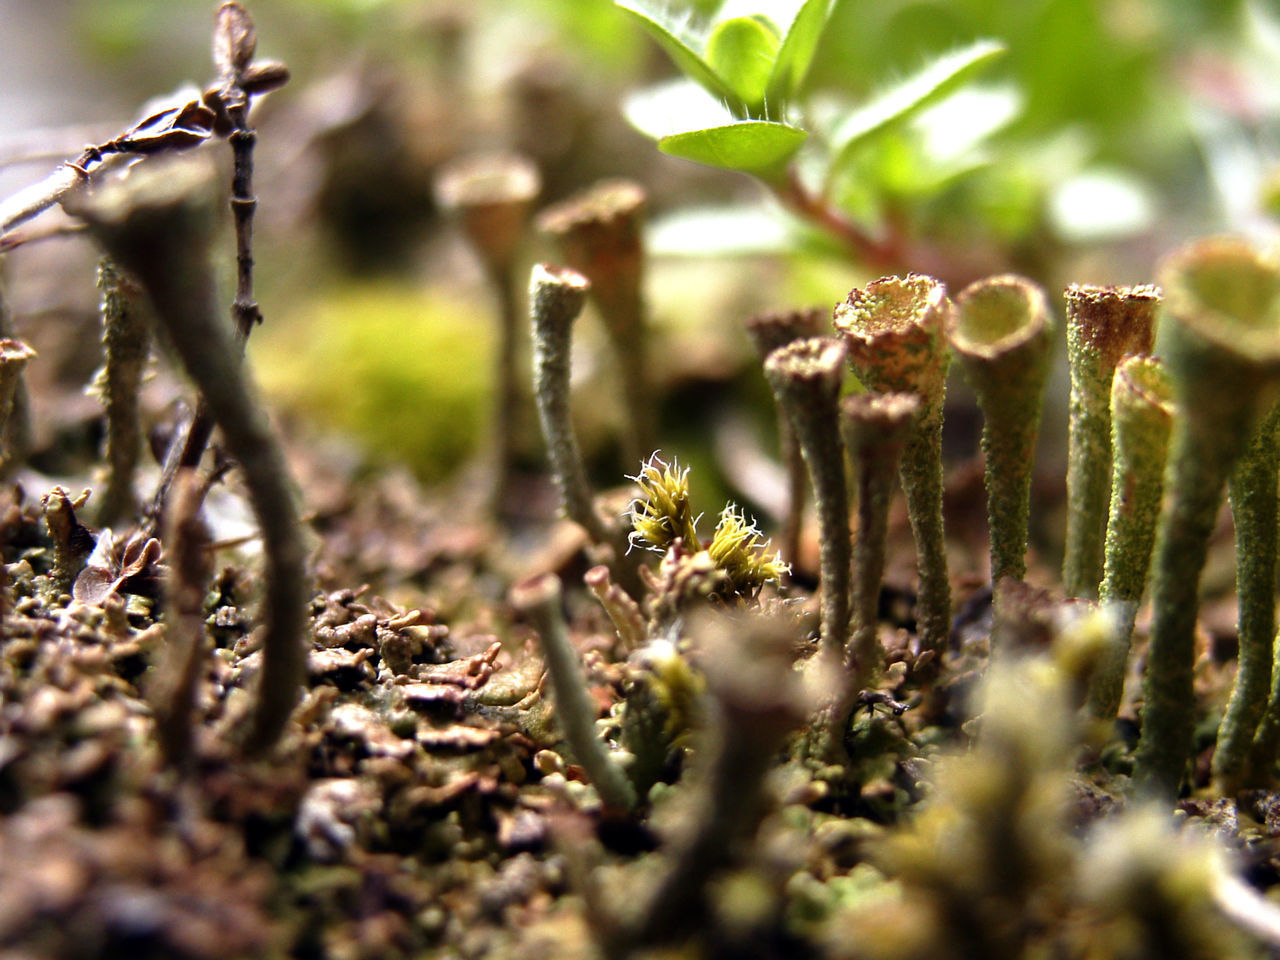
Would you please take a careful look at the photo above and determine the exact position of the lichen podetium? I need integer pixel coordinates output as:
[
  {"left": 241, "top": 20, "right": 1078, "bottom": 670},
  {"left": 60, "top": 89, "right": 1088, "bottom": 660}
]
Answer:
[
  {"left": 949, "top": 274, "right": 1054, "bottom": 590},
  {"left": 763, "top": 337, "right": 850, "bottom": 656},
  {"left": 1087, "top": 356, "right": 1174, "bottom": 720},
  {"left": 834, "top": 275, "right": 953, "bottom": 657},
  {"left": 1213, "top": 401, "right": 1280, "bottom": 793},
  {"left": 841, "top": 391, "right": 919, "bottom": 687},
  {"left": 1061, "top": 284, "right": 1159, "bottom": 600},
  {"left": 1133, "top": 238, "right": 1280, "bottom": 797}
]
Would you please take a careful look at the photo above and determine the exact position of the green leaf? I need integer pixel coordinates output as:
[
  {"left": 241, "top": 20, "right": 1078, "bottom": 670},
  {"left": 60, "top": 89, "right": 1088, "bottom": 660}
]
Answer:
[
  {"left": 829, "top": 39, "right": 1006, "bottom": 170},
  {"left": 659, "top": 121, "right": 808, "bottom": 179},
  {"left": 705, "top": 16, "right": 780, "bottom": 117},
  {"left": 766, "top": 0, "right": 835, "bottom": 107},
  {"left": 615, "top": 0, "right": 746, "bottom": 114}
]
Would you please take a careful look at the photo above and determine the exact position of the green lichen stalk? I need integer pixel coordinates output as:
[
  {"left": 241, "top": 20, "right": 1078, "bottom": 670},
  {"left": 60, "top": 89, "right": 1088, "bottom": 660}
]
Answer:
[
  {"left": 1134, "top": 237, "right": 1280, "bottom": 797},
  {"left": 744, "top": 307, "right": 825, "bottom": 566},
  {"left": 949, "top": 274, "right": 1054, "bottom": 587},
  {"left": 763, "top": 337, "right": 850, "bottom": 656},
  {"left": 1088, "top": 356, "right": 1174, "bottom": 720},
  {"left": 835, "top": 275, "right": 953, "bottom": 655},
  {"left": 841, "top": 392, "right": 919, "bottom": 686},
  {"left": 1062, "top": 284, "right": 1160, "bottom": 599},
  {"left": 1214, "top": 401, "right": 1280, "bottom": 793}
]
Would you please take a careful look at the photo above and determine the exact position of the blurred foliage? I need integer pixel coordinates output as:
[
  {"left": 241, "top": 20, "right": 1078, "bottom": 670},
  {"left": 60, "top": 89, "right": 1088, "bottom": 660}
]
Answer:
[
  {"left": 41, "top": 0, "right": 1280, "bottom": 484},
  {"left": 251, "top": 283, "right": 491, "bottom": 483}
]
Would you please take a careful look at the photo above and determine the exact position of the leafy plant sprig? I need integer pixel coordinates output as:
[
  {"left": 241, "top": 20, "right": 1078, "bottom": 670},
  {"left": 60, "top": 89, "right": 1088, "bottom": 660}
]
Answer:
[{"left": 618, "top": 0, "right": 1004, "bottom": 266}]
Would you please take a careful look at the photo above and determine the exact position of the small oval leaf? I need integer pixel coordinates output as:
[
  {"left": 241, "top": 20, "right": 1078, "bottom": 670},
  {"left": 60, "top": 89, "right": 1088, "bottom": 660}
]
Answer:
[
  {"left": 658, "top": 121, "right": 807, "bottom": 179},
  {"left": 706, "top": 16, "right": 780, "bottom": 117}
]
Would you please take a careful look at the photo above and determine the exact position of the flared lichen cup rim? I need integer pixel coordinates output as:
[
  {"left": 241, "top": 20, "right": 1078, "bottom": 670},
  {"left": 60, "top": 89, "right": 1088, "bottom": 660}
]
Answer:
[
  {"left": 950, "top": 274, "right": 1051, "bottom": 359},
  {"left": 833, "top": 273, "right": 948, "bottom": 342},
  {"left": 1064, "top": 283, "right": 1162, "bottom": 307},
  {"left": 764, "top": 335, "right": 848, "bottom": 386},
  {"left": 1113, "top": 355, "right": 1175, "bottom": 419},
  {"left": 530, "top": 262, "right": 591, "bottom": 294},
  {"left": 1159, "top": 236, "right": 1280, "bottom": 366}
]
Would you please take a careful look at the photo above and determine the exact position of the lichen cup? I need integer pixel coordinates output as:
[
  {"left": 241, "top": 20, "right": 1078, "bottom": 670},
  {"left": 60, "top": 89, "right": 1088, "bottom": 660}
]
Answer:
[
  {"left": 948, "top": 274, "right": 1054, "bottom": 589},
  {"left": 834, "top": 275, "right": 952, "bottom": 657},
  {"left": 1133, "top": 237, "right": 1280, "bottom": 796}
]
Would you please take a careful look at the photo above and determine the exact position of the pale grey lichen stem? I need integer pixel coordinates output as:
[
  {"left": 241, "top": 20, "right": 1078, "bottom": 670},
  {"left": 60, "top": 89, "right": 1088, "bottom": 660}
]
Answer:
[
  {"left": 511, "top": 572, "right": 637, "bottom": 812},
  {"left": 93, "top": 258, "right": 151, "bottom": 526},
  {"left": 435, "top": 152, "right": 540, "bottom": 514},
  {"left": 0, "top": 277, "right": 33, "bottom": 475},
  {"left": 530, "top": 263, "right": 610, "bottom": 545},
  {"left": 744, "top": 307, "right": 825, "bottom": 567},
  {"left": 150, "top": 469, "right": 214, "bottom": 770},
  {"left": 584, "top": 564, "right": 646, "bottom": 656},
  {"left": 763, "top": 337, "right": 850, "bottom": 657},
  {"left": 538, "top": 180, "right": 654, "bottom": 466},
  {"left": 616, "top": 611, "right": 807, "bottom": 952}
]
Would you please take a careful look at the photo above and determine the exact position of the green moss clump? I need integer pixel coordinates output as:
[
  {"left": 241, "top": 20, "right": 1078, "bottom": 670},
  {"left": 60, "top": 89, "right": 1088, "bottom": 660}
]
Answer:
[{"left": 254, "top": 283, "right": 493, "bottom": 483}]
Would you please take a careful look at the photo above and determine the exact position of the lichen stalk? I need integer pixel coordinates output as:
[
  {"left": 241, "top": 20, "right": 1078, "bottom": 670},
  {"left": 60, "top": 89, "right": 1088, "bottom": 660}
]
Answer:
[
  {"left": 1087, "top": 356, "right": 1174, "bottom": 720},
  {"left": 69, "top": 159, "right": 310, "bottom": 756},
  {"left": 0, "top": 276, "right": 32, "bottom": 474},
  {"left": 1245, "top": 640, "right": 1280, "bottom": 788},
  {"left": 834, "top": 274, "right": 953, "bottom": 655},
  {"left": 1214, "top": 401, "right": 1280, "bottom": 792},
  {"left": 529, "top": 263, "right": 610, "bottom": 546},
  {"left": 949, "top": 274, "right": 1054, "bottom": 587},
  {"left": 511, "top": 572, "right": 637, "bottom": 812},
  {"left": 93, "top": 258, "right": 151, "bottom": 526},
  {"left": 0, "top": 337, "right": 35, "bottom": 475},
  {"left": 584, "top": 564, "right": 646, "bottom": 656},
  {"left": 744, "top": 308, "right": 825, "bottom": 566},
  {"left": 1133, "top": 237, "right": 1280, "bottom": 797},
  {"left": 842, "top": 392, "right": 919, "bottom": 687},
  {"left": 617, "top": 610, "right": 806, "bottom": 951},
  {"left": 1062, "top": 284, "right": 1160, "bottom": 599},
  {"left": 538, "top": 180, "right": 654, "bottom": 466},
  {"left": 435, "top": 152, "right": 541, "bottom": 514},
  {"left": 763, "top": 337, "right": 850, "bottom": 656},
  {"left": 150, "top": 469, "right": 214, "bottom": 770}
]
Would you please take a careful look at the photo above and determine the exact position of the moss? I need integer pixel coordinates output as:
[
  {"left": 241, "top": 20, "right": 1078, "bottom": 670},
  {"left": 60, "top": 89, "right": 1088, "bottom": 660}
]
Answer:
[{"left": 253, "top": 283, "right": 493, "bottom": 484}]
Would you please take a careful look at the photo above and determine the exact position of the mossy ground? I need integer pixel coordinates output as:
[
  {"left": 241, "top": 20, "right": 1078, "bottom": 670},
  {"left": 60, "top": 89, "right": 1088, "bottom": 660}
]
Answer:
[{"left": 1, "top": 403, "right": 1279, "bottom": 959}]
